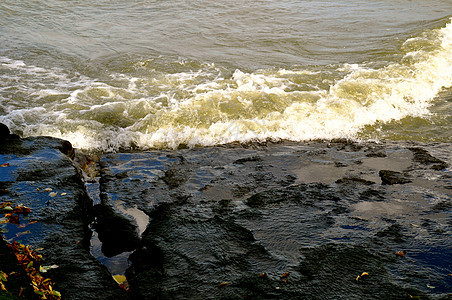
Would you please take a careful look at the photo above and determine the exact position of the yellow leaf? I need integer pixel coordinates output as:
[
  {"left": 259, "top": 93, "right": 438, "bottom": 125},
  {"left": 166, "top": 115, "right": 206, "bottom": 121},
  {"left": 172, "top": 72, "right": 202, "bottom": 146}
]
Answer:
[
  {"left": 356, "top": 272, "right": 369, "bottom": 282},
  {"left": 34, "top": 290, "right": 45, "bottom": 296},
  {"left": 218, "top": 282, "right": 229, "bottom": 287},
  {"left": 112, "top": 275, "right": 127, "bottom": 285},
  {"left": 52, "top": 290, "right": 61, "bottom": 297},
  {"left": 40, "top": 265, "right": 59, "bottom": 273},
  {"left": 0, "top": 271, "right": 7, "bottom": 281}
]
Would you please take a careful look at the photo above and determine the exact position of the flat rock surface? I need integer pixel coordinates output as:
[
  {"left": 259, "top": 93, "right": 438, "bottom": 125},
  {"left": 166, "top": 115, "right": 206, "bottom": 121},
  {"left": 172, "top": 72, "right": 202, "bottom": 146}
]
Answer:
[
  {"left": 97, "top": 140, "right": 452, "bottom": 299},
  {"left": 1, "top": 133, "right": 451, "bottom": 299}
]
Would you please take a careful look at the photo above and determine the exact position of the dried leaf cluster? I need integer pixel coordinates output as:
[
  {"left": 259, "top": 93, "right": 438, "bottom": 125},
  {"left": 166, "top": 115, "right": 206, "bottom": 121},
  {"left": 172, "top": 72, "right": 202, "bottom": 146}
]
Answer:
[
  {"left": 1, "top": 202, "right": 31, "bottom": 225},
  {"left": 1, "top": 201, "right": 61, "bottom": 299},
  {"left": 8, "top": 241, "right": 61, "bottom": 299}
]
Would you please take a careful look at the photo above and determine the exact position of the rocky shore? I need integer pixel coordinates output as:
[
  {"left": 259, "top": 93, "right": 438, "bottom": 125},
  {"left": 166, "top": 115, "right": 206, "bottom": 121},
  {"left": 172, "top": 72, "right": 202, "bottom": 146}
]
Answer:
[{"left": 1, "top": 123, "right": 451, "bottom": 299}]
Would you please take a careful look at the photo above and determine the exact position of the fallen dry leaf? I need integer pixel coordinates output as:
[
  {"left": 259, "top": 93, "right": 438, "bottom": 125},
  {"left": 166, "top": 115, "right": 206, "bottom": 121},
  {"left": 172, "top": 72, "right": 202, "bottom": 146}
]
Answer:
[
  {"left": 0, "top": 163, "right": 10, "bottom": 167},
  {"left": 395, "top": 250, "right": 407, "bottom": 257},
  {"left": 112, "top": 275, "right": 127, "bottom": 285},
  {"left": 40, "top": 265, "right": 59, "bottom": 273},
  {"left": 280, "top": 272, "right": 290, "bottom": 279},
  {"left": 15, "top": 231, "right": 31, "bottom": 238},
  {"left": 355, "top": 272, "right": 369, "bottom": 282},
  {"left": 0, "top": 202, "right": 12, "bottom": 210},
  {"left": 0, "top": 271, "right": 8, "bottom": 282},
  {"left": 258, "top": 272, "right": 268, "bottom": 278},
  {"left": 13, "top": 205, "right": 31, "bottom": 215},
  {"left": 6, "top": 214, "right": 20, "bottom": 225},
  {"left": 218, "top": 282, "right": 229, "bottom": 287}
]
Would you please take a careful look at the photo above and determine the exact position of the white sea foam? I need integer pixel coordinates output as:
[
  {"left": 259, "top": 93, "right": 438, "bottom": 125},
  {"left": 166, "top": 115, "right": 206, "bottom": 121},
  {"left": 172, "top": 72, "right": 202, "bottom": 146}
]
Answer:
[
  {"left": 1, "top": 19, "right": 452, "bottom": 151},
  {"left": 126, "top": 19, "right": 452, "bottom": 149}
]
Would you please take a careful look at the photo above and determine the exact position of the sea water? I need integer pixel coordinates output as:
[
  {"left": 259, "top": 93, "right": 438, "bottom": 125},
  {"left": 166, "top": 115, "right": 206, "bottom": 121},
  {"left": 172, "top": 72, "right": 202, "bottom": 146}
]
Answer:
[{"left": 1, "top": 0, "right": 451, "bottom": 151}]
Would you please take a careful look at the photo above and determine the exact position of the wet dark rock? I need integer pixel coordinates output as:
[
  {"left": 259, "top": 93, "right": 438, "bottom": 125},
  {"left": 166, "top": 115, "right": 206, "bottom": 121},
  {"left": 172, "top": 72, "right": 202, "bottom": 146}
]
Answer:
[
  {"left": 115, "top": 171, "right": 129, "bottom": 179},
  {"left": 379, "top": 170, "right": 412, "bottom": 185},
  {"left": 431, "top": 163, "right": 448, "bottom": 171},
  {"left": 232, "top": 185, "right": 251, "bottom": 198},
  {"left": 233, "top": 155, "right": 263, "bottom": 164},
  {"left": 127, "top": 243, "right": 164, "bottom": 276},
  {"left": 0, "top": 123, "right": 19, "bottom": 140},
  {"left": 335, "top": 177, "right": 375, "bottom": 185},
  {"left": 327, "top": 138, "right": 364, "bottom": 151},
  {"left": 334, "top": 161, "right": 348, "bottom": 167},
  {"left": 375, "top": 224, "right": 405, "bottom": 242},
  {"left": 432, "top": 201, "right": 452, "bottom": 211},
  {"left": 359, "top": 188, "right": 385, "bottom": 201},
  {"left": 332, "top": 205, "right": 350, "bottom": 214},
  {"left": 365, "top": 151, "right": 387, "bottom": 158},
  {"left": 162, "top": 168, "right": 188, "bottom": 189},
  {"left": 0, "top": 122, "right": 11, "bottom": 139},
  {"left": 0, "top": 132, "right": 127, "bottom": 299},
  {"left": 127, "top": 211, "right": 271, "bottom": 299},
  {"left": 59, "top": 140, "right": 75, "bottom": 159},
  {"left": 93, "top": 203, "right": 140, "bottom": 257},
  {"left": 245, "top": 184, "right": 337, "bottom": 208},
  {"left": 2, "top": 133, "right": 451, "bottom": 299},
  {"left": 297, "top": 244, "right": 417, "bottom": 299},
  {"left": 103, "top": 141, "right": 450, "bottom": 298},
  {"left": 213, "top": 199, "right": 233, "bottom": 214},
  {"left": 409, "top": 147, "right": 449, "bottom": 170}
]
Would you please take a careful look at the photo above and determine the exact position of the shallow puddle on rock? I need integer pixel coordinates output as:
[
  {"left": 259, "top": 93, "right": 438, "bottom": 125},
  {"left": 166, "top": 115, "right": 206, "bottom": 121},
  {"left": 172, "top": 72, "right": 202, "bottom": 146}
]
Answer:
[
  {"left": 292, "top": 164, "right": 348, "bottom": 184},
  {"left": 361, "top": 149, "right": 412, "bottom": 172},
  {"left": 90, "top": 231, "right": 132, "bottom": 275},
  {"left": 115, "top": 200, "right": 149, "bottom": 236},
  {"left": 352, "top": 200, "right": 415, "bottom": 219}
]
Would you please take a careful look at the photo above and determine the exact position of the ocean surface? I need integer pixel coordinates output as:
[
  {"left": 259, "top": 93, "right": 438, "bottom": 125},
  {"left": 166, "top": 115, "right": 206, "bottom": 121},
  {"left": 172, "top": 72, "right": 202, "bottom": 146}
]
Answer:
[{"left": 1, "top": 0, "right": 451, "bottom": 152}]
